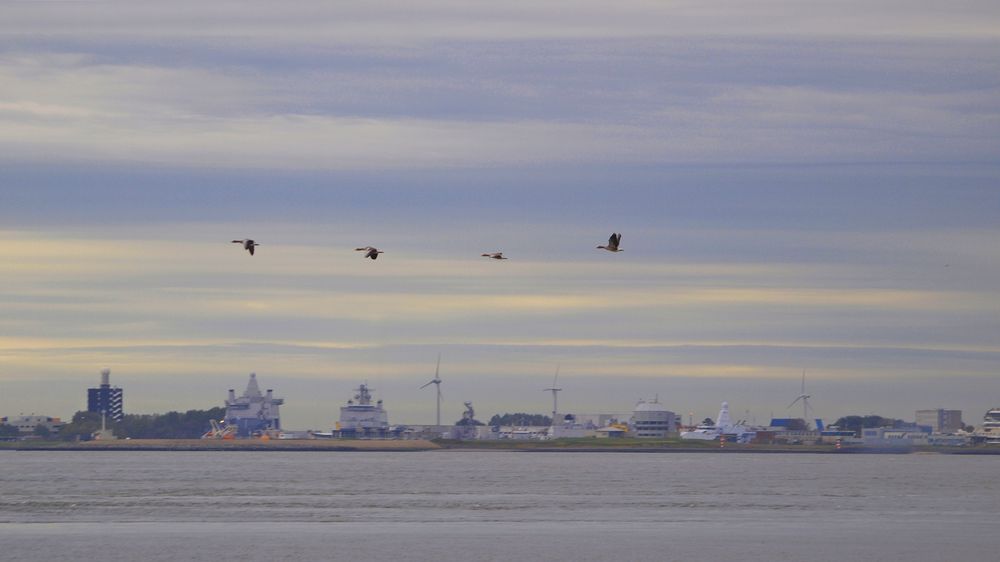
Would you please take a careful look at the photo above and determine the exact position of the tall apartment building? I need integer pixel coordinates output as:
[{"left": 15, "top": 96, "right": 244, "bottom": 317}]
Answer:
[
  {"left": 87, "top": 368, "right": 124, "bottom": 422},
  {"left": 915, "top": 409, "right": 963, "bottom": 433}
]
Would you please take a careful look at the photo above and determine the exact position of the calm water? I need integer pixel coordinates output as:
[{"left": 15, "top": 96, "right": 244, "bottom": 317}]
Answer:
[{"left": 0, "top": 450, "right": 996, "bottom": 561}]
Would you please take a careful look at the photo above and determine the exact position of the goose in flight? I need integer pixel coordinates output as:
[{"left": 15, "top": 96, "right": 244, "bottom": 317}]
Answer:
[
  {"left": 597, "top": 232, "right": 622, "bottom": 252},
  {"left": 232, "top": 239, "right": 259, "bottom": 256},
  {"left": 481, "top": 252, "right": 507, "bottom": 260},
  {"left": 356, "top": 246, "right": 384, "bottom": 260}
]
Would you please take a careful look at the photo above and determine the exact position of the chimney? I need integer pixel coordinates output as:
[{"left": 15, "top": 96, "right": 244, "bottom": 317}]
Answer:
[
  {"left": 101, "top": 368, "right": 111, "bottom": 387},
  {"left": 228, "top": 389, "right": 236, "bottom": 403}
]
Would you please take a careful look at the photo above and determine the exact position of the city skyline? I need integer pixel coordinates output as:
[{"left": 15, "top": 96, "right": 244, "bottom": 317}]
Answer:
[{"left": 2, "top": 1, "right": 999, "bottom": 428}]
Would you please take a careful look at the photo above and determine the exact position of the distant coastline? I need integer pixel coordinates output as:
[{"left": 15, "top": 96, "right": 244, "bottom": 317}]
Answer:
[
  {"left": 3, "top": 438, "right": 999, "bottom": 454},
  {"left": 0, "top": 438, "right": 440, "bottom": 452}
]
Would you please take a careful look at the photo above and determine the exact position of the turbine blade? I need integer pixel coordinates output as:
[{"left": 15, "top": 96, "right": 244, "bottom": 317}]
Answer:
[
  {"left": 420, "top": 380, "right": 435, "bottom": 389},
  {"left": 787, "top": 396, "right": 802, "bottom": 409},
  {"left": 553, "top": 364, "right": 560, "bottom": 387}
]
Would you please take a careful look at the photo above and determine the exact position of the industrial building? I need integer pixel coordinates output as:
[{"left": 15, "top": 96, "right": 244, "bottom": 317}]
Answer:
[
  {"left": 87, "top": 368, "right": 123, "bottom": 422},
  {"left": 0, "top": 415, "right": 64, "bottom": 435},
  {"left": 224, "top": 373, "right": 284, "bottom": 437},
  {"left": 629, "top": 398, "right": 677, "bottom": 437},
  {"left": 915, "top": 409, "right": 963, "bottom": 433}
]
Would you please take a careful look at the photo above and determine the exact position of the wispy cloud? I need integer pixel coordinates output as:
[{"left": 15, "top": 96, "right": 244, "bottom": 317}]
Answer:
[{"left": 2, "top": 2, "right": 999, "bottom": 423}]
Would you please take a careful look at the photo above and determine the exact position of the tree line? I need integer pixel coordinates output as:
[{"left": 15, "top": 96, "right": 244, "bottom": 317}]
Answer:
[
  {"left": 50, "top": 408, "right": 227, "bottom": 441},
  {"left": 487, "top": 413, "right": 552, "bottom": 427}
]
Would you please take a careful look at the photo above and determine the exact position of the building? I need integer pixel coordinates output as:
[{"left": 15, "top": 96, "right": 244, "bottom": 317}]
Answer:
[
  {"left": 547, "top": 413, "right": 598, "bottom": 439},
  {"left": 629, "top": 398, "right": 677, "bottom": 438},
  {"left": 496, "top": 426, "right": 550, "bottom": 440},
  {"left": 861, "top": 427, "right": 929, "bottom": 447},
  {"left": 224, "top": 373, "right": 284, "bottom": 437},
  {"left": 87, "top": 368, "right": 124, "bottom": 422},
  {"left": 915, "top": 409, "right": 963, "bottom": 433},
  {"left": 0, "top": 415, "right": 64, "bottom": 435}
]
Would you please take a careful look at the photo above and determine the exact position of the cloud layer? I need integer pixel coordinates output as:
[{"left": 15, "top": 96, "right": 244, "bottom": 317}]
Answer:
[{"left": 1, "top": 1, "right": 999, "bottom": 427}]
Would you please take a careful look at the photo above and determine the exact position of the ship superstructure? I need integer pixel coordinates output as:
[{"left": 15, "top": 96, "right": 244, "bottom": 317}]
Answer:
[
  {"left": 680, "top": 401, "right": 756, "bottom": 443},
  {"left": 975, "top": 407, "right": 1000, "bottom": 443},
  {"left": 337, "top": 383, "right": 390, "bottom": 438},
  {"left": 225, "top": 373, "right": 284, "bottom": 437}
]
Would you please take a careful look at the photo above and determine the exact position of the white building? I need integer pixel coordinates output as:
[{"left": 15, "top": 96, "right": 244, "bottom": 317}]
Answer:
[
  {"left": 496, "top": 426, "right": 550, "bottom": 440},
  {"left": 630, "top": 398, "right": 677, "bottom": 438},
  {"left": 861, "top": 427, "right": 925, "bottom": 447},
  {"left": 547, "top": 413, "right": 598, "bottom": 439},
  {"left": 1, "top": 415, "right": 64, "bottom": 435}
]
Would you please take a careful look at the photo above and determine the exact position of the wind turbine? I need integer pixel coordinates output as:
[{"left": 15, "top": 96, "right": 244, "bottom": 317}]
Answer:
[
  {"left": 543, "top": 365, "right": 562, "bottom": 423},
  {"left": 787, "top": 370, "right": 814, "bottom": 428},
  {"left": 420, "top": 354, "right": 443, "bottom": 426}
]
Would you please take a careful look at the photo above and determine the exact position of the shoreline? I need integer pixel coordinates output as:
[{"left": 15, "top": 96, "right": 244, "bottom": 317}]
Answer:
[
  {"left": 3, "top": 438, "right": 998, "bottom": 454},
  {"left": 1, "top": 439, "right": 440, "bottom": 452}
]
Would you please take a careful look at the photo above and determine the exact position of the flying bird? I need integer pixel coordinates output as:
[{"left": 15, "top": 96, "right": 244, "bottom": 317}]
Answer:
[
  {"left": 481, "top": 252, "right": 507, "bottom": 260},
  {"left": 232, "top": 239, "right": 259, "bottom": 256},
  {"left": 355, "top": 246, "right": 384, "bottom": 260},
  {"left": 597, "top": 232, "right": 622, "bottom": 252}
]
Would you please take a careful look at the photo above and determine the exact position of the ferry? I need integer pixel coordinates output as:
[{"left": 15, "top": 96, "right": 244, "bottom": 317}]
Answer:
[{"left": 974, "top": 407, "right": 1000, "bottom": 444}]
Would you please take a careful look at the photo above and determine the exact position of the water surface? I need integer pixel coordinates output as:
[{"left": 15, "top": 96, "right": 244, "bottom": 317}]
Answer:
[{"left": 1, "top": 450, "right": 995, "bottom": 561}]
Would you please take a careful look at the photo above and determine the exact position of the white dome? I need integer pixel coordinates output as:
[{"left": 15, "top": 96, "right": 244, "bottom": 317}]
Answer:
[{"left": 633, "top": 400, "right": 669, "bottom": 413}]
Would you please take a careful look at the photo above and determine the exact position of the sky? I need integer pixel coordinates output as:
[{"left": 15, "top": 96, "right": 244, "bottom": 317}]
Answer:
[{"left": 1, "top": 1, "right": 999, "bottom": 429}]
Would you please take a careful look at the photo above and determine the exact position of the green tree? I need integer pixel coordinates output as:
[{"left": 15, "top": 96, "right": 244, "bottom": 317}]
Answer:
[
  {"left": 33, "top": 424, "right": 51, "bottom": 438},
  {"left": 58, "top": 411, "right": 102, "bottom": 441},
  {"left": 116, "top": 407, "right": 226, "bottom": 439},
  {"left": 832, "top": 415, "right": 907, "bottom": 436},
  {"left": 488, "top": 413, "right": 552, "bottom": 427}
]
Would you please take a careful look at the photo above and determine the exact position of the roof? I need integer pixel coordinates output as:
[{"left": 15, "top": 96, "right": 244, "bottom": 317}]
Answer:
[{"left": 633, "top": 400, "right": 670, "bottom": 413}]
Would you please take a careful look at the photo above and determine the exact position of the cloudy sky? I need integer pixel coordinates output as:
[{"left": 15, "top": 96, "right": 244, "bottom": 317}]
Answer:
[{"left": 1, "top": 1, "right": 999, "bottom": 429}]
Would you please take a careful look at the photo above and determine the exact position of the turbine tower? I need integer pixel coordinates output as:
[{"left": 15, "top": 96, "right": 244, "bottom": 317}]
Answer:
[
  {"left": 787, "top": 370, "right": 814, "bottom": 428},
  {"left": 543, "top": 365, "right": 562, "bottom": 422},
  {"left": 420, "top": 354, "right": 443, "bottom": 426}
]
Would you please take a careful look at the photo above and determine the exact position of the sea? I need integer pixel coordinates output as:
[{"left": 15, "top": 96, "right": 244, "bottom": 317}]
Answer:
[{"left": 0, "top": 450, "right": 996, "bottom": 561}]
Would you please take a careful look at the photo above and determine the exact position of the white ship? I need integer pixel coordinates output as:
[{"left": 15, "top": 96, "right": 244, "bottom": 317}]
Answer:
[
  {"left": 335, "top": 383, "right": 390, "bottom": 438},
  {"left": 680, "top": 401, "right": 756, "bottom": 443},
  {"left": 974, "top": 407, "right": 1000, "bottom": 444}
]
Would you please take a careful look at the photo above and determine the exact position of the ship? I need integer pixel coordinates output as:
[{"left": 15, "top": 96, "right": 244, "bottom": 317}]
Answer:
[
  {"left": 680, "top": 401, "right": 756, "bottom": 443},
  {"left": 974, "top": 407, "right": 1000, "bottom": 444},
  {"left": 334, "top": 383, "right": 392, "bottom": 439}
]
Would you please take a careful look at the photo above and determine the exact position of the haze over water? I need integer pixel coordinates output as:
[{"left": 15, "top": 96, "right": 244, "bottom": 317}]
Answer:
[{"left": 1, "top": 451, "right": 996, "bottom": 561}]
